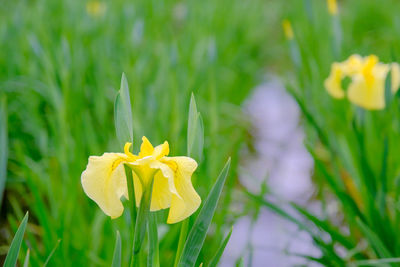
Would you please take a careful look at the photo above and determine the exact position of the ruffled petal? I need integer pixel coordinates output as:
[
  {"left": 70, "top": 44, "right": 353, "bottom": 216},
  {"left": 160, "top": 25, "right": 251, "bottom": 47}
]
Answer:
[
  {"left": 347, "top": 63, "right": 388, "bottom": 110},
  {"left": 153, "top": 141, "right": 170, "bottom": 159},
  {"left": 133, "top": 160, "right": 179, "bottom": 211},
  {"left": 163, "top": 157, "right": 200, "bottom": 224},
  {"left": 81, "top": 153, "right": 128, "bottom": 219},
  {"left": 341, "top": 54, "right": 364, "bottom": 76},
  {"left": 324, "top": 63, "right": 345, "bottom": 98}
]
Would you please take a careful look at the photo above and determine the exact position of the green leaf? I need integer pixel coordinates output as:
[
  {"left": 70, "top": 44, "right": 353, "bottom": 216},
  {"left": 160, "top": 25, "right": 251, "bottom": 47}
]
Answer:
[
  {"left": 174, "top": 220, "right": 189, "bottom": 267},
  {"left": 4, "top": 212, "right": 29, "bottom": 267},
  {"left": 356, "top": 218, "right": 392, "bottom": 259},
  {"left": 132, "top": 178, "right": 154, "bottom": 266},
  {"left": 147, "top": 213, "right": 159, "bottom": 267},
  {"left": 114, "top": 73, "right": 133, "bottom": 146},
  {"left": 112, "top": 231, "right": 122, "bottom": 267},
  {"left": 236, "top": 257, "right": 244, "bottom": 267},
  {"left": 187, "top": 93, "right": 204, "bottom": 162},
  {"left": 208, "top": 226, "right": 233, "bottom": 267},
  {"left": 385, "top": 69, "right": 392, "bottom": 107},
  {"left": 23, "top": 249, "right": 30, "bottom": 267},
  {"left": 0, "top": 97, "right": 7, "bottom": 207},
  {"left": 291, "top": 203, "right": 355, "bottom": 251},
  {"left": 43, "top": 239, "right": 61, "bottom": 267},
  {"left": 124, "top": 165, "right": 137, "bottom": 229},
  {"left": 178, "top": 158, "right": 231, "bottom": 267},
  {"left": 349, "top": 258, "right": 400, "bottom": 267}
]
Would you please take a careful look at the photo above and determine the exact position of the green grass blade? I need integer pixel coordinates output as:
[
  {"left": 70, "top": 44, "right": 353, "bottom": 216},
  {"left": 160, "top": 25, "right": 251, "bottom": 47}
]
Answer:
[
  {"left": 114, "top": 73, "right": 133, "bottom": 146},
  {"left": 173, "top": 220, "right": 189, "bottom": 267},
  {"left": 356, "top": 218, "right": 392, "bottom": 259},
  {"left": 349, "top": 258, "right": 400, "bottom": 267},
  {"left": 236, "top": 257, "right": 244, "bottom": 267},
  {"left": 291, "top": 203, "right": 355, "bottom": 251},
  {"left": 208, "top": 226, "right": 233, "bottom": 267},
  {"left": 147, "top": 213, "right": 159, "bottom": 267},
  {"left": 187, "top": 93, "right": 204, "bottom": 163},
  {"left": 23, "top": 249, "right": 30, "bottom": 267},
  {"left": 0, "top": 97, "right": 7, "bottom": 207},
  {"left": 4, "top": 212, "right": 29, "bottom": 267},
  {"left": 178, "top": 158, "right": 231, "bottom": 267},
  {"left": 112, "top": 231, "right": 122, "bottom": 267},
  {"left": 43, "top": 239, "right": 61, "bottom": 267}
]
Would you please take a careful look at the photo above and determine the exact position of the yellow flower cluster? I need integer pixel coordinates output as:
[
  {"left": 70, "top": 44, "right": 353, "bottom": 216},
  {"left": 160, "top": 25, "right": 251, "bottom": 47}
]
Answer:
[
  {"left": 81, "top": 137, "right": 201, "bottom": 224},
  {"left": 325, "top": 55, "right": 400, "bottom": 110}
]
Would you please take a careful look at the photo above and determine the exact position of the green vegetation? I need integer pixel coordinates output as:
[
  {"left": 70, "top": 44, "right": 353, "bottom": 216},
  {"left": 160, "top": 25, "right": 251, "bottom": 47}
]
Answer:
[{"left": 3, "top": 0, "right": 400, "bottom": 266}]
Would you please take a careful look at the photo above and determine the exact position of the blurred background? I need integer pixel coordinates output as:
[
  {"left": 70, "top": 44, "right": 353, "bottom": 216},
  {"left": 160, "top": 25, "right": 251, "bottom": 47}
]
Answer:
[{"left": 2, "top": 0, "right": 400, "bottom": 266}]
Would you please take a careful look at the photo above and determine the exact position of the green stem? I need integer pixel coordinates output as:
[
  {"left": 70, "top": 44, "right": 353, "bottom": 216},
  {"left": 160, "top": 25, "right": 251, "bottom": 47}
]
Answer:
[
  {"left": 173, "top": 219, "right": 189, "bottom": 267},
  {"left": 124, "top": 165, "right": 137, "bottom": 267},
  {"left": 148, "top": 213, "right": 160, "bottom": 267},
  {"left": 132, "top": 178, "right": 154, "bottom": 267}
]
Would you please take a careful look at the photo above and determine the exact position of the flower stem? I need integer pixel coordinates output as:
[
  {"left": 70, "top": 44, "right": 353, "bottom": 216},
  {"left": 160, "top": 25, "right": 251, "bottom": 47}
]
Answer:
[
  {"left": 125, "top": 165, "right": 137, "bottom": 267},
  {"left": 132, "top": 178, "right": 154, "bottom": 267},
  {"left": 173, "top": 219, "right": 189, "bottom": 267}
]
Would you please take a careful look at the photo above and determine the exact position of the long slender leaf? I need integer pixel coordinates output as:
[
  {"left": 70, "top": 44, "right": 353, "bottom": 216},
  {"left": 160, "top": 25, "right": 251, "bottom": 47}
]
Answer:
[
  {"left": 356, "top": 218, "right": 392, "bottom": 259},
  {"left": 4, "top": 212, "right": 29, "bottom": 267},
  {"left": 114, "top": 73, "right": 133, "bottom": 146},
  {"left": 187, "top": 93, "right": 204, "bottom": 163},
  {"left": 43, "top": 239, "right": 61, "bottom": 267},
  {"left": 208, "top": 226, "right": 233, "bottom": 267},
  {"left": 112, "top": 231, "right": 122, "bottom": 267},
  {"left": 291, "top": 203, "right": 355, "bottom": 251},
  {"left": 174, "top": 220, "right": 189, "bottom": 267},
  {"left": 178, "top": 158, "right": 231, "bottom": 267},
  {"left": 0, "top": 97, "right": 7, "bottom": 207},
  {"left": 23, "top": 249, "right": 30, "bottom": 267},
  {"left": 350, "top": 258, "right": 400, "bottom": 267},
  {"left": 147, "top": 213, "right": 159, "bottom": 267}
]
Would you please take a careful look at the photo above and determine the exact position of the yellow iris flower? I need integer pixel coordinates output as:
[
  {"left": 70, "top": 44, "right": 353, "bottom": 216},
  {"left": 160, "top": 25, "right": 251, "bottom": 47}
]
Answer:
[
  {"left": 282, "top": 19, "right": 294, "bottom": 40},
  {"left": 81, "top": 136, "right": 201, "bottom": 224},
  {"left": 327, "top": 0, "right": 338, "bottom": 15},
  {"left": 324, "top": 54, "right": 400, "bottom": 110},
  {"left": 86, "top": 1, "right": 106, "bottom": 17}
]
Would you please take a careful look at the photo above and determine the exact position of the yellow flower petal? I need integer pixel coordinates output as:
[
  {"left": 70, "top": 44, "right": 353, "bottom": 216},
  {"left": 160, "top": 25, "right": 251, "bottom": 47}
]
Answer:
[
  {"left": 81, "top": 153, "right": 128, "bottom": 218},
  {"left": 86, "top": 0, "right": 106, "bottom": 17},
  {"left": 163, "top": 157, "right": 200, "bottom": 224},
  {"left": 282, "top": 19, "right": 294, "bottom": 40},
  {"left": 341, "top": 54, "right": 364, "bottom": 76},
  {"left": 324, "top": 63, "right": 345, "bottom": 98},
  {"left": 347, "top": 63, "right": 389, "bottom": 110},
  {"left": 150, "top": 170, "right": 173, "bottom": 211},
  {"left": 391, "top": 63, "right": 400, "bottom": 93},
  {"left": 153, "top": 141, "right": 170, "bottom": 159},
  {"left": 139, "top": 136, "right": 154, "bottom": 158},
  {"left": 327, "top": 0, "right": 338, "bottom": 15},
  {"left": 132, "top": 160, "right": 179, "bottom": 211}
]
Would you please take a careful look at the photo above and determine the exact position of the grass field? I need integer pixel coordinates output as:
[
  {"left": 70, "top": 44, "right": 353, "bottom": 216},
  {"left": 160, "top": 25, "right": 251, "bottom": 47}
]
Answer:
[{"left": 2, "top": 0, "right": 400, "bottom": 266}]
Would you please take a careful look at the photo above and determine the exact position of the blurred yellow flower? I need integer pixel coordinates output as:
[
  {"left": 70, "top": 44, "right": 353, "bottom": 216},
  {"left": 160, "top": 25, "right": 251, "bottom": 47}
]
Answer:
[
  {"left": 282, "top": 19, "right": 294, "bottom": 40},
  {"left": 86, "top": 0, "right": 106, "bottom": 17},
  {"left": 81, "top": 136, "right": 201, "bottom": 224},
  {"left": 324, "top": 54, "right": 400, "bottom": 110},
  {"left": 327, "top": 0, "right": 338, "bottom": 15}
]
